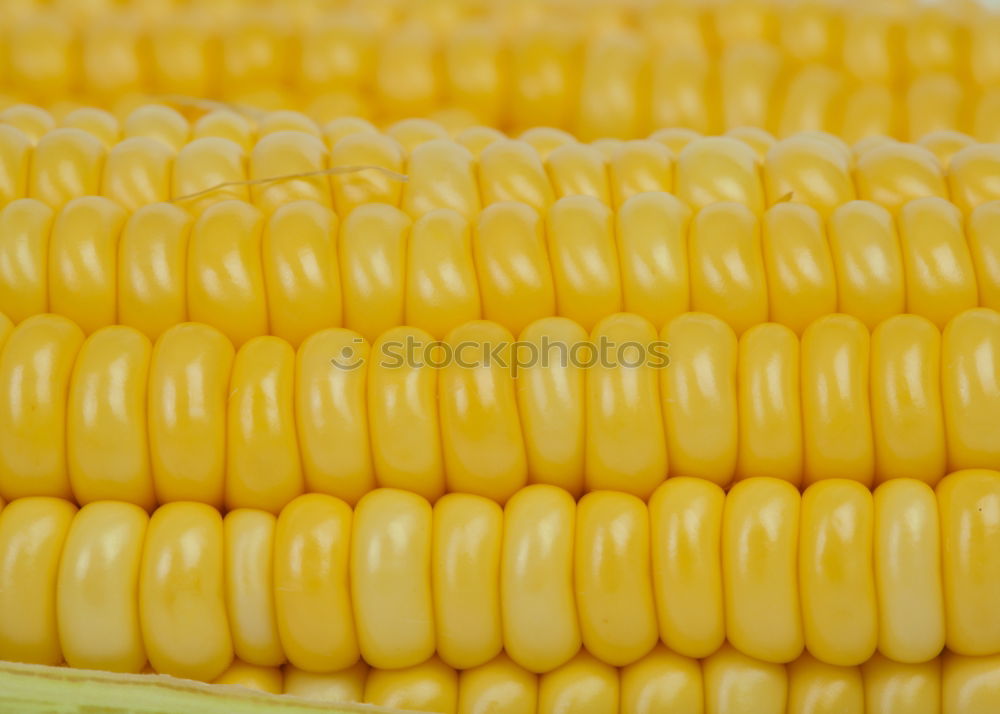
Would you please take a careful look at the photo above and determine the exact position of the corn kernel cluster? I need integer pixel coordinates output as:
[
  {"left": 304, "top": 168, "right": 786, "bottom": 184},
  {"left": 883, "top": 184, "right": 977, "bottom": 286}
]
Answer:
[{"left": 2, "top": 0, "right": 1000, "bottom": 713}]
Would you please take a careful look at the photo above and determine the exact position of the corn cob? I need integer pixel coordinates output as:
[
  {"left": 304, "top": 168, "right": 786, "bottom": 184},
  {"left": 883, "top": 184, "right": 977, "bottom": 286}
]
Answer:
[
  {"left": 3, "top": 307, "right": 1000, "bottom": 507},
  {"left": 1, "top": 1, "right": 1000, "bottom": 142},
  {"left": 1, "top": 472, "right": 997, "bottom": 682}
]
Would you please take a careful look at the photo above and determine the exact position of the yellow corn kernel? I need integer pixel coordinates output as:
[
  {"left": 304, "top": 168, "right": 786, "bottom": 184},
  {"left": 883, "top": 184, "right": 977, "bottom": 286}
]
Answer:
[
  {"left": 257, "top": 111, "right": 319, "bottom": 140},
  {"left": 942, "top": 652, "right": 1000, "bottom": 714},
  {"left": 101, "top": 137, "right": 173, "bottom": 211},
  {"left": 873, "top": 478, "right": 945, "bottom": 663},
  {"left": 799, "top": 480, "right": 878, "bottom": 666},
  {"left": 841, "top": 85, "right": 900, "bottom": 146},
  {"left": 386, "top": 119, "right": 449, "bottom": 154},
  {"left": 338, "top": 203, "right": 409, "bottom": 343},
  {"left": 688, "top": 201, "right": 768, "bottom": 335},
  {"left": 776, "top": 64, "right": 844, "bottom": 138},
  {"left": 295, "top": 328, "right": 373, "bottom": 505},
  {"left": 29, "top": 128, "right": 105, "bottom": 209},
  {"left": 368, "top": 326, "right": 444, "bottom": 501},
  {"left": 501, "top": 484, "right": 580, "bottom": 674},
  {"left": 575, "top": 490, "right": 657, "bottom": 667},
  {"left": 650, "top": 51, "right": 715, "bottom": 134},
  {"left": 60, "top": 108, "right": 119, "bottom": 148},
  {"left": 723, "top": 477, "right": 803, "bottom": 663},
  {"left": 515, "top": 317, "right": 587, "bottom": 497},
  {"left": 56, "top": 501, "right": 146, "bottom": 673},
  {"left": 577, "top": 32, "right": 647, "bottom": 141},
  {"left": 546, "top": 195, "right": 621, "bottom": 331},
  {"left": 620, "top": 644, "right": 702, "bottom": 714},
  {"left": 764, "top": 136, "right": 855, "bottom": 217},
  {"left": 148, "top": 322, "right": 233, "bottom": 507},
  {"left": 545, "top": 143, "right": 610, "bottom": 204},
  {"left": 826, "top": 200, "right": 905, "bottom": 329},
  {"left": 329, "top": 133, "right": 405, "bottom": 214},
  {"left": 439, "top": 321, "right": 526, "bottom": 504},
  {"left": 432, "top": 493, "right": 503, "bottom": 670},
  {"left": 223, "top": 509, "right": 282, "bottom": 668},
  {"left": 192, "top": 111, "right": 255, "bottom": 151},
  {"left": 213, "top": 660, "right": 283, "bottom": 695},
  {"left": 855, "top": 142, "right": 948, "bottom": 214},
  {"left": 351, "top": 488, "right": 434, "bottom": 670},
  {"left": 273, "top": 494, "right": 357, "bottom": 673},
  {"left": 226, "top": 336, "right": 302, "bottom": 513},
  {"left": 510, "top": 28, "right": 579, "bottom": 133},
  {"left": 375, "top": 22, "right": 441, "bottom": 122},
  {"left": 897, "top": 197, "right": 978, "bottom": 329},
  {"left": 249, "top": 131, "right": 330, "bottom": 214},
  {"left": 261, "top": 201, "right": 340, "bottom": 347},
  {"left": 968, "top": 202, "right": 1000, "bottom": 311},
  {"left": 948, "top": 144, "right": 1000, "bottom": 214},
  {"left": 0, "top": 198, "right": 53, "bottom": 323},
  {"left": 473, "top": 202, "right": 554, "bottom": 335},
  {"left": 0, "top": 127, "right": 31, "bottom": 206},
  {"left": 938, "top": 469, "right": 1000, "bottom": 656},
  {"left": 609, "top": 140, "right": 673, "bottom": 208},
  {"left": 402, "top": 139, "right": 480, "bottom": 220},
  {"left": 122, "top": 105, "right": 189, "bottom": 153},
  {"left": 67, "top": 325, "right": 153, "bottom": 509},
  {"left": 801, "top": 314, "right": 874, "bottom": 487},
  {"left": 0, "top": 497, "right": 77, "bottom": 665},
  {"left": 918, "top": 130, "right": 975, "bottom": 168},
  {"left": 941, "top": 309, "right": 1000, "bottom": 471},
  {"left": 726, "top": 126, "right": 778, "bottom": 160},
  {"left": 0, "top": 105, "right": 55, "bottom": 143},
  {"left": 870, "top": 315, "right": 947, "bottom": 485},
  {"left": 187, "top": 200, "right": 267, "bottom": 347},
  {"left": 171, "top": 138, "right": 249, "bottom": 216},
  {"left": 862, "top": 654, "right": 941, "bottom": 714},
  {"left": 477, "top": 140, "right": 555, "bottom": 212},
  {"left": 585, "top": 313, "right": 666, "bottom": 497},
  {"left": 906, "top": 74, "right": 965, "bottom": 142},
  {"left": 660, "top": 313, "right": 738, "bottom": 486},
  {"left": 615, "top": 192, "right": 691, "bottom": 327},
  {"left": 787, "top": 652, "right": 864, "bottom": 714},
  {"left": 405, "top": 209, "right": 480, "bottom": 340},
  {"left": 139, "top": 502, "right": 232, "bottom": 682},
  {"left": 454, "top": 126, "right": 505, "bottom": 158},
  {"left": 148, "top": 16, "right": 213, "bottom": 99},
  {"left": 322, "top": 118, "right": 378, "bottom": 151},
  {"left": 0, "top": 314, "right": 83, "bottom": 501},
  {"left": 516, "top": 129, "right": 576, "bottom": 160},
  {"left": 736, "top": 323, "right": 802, "bottom": 483},
  {"left": 676, "top": 137, "right": 764, "bottom": 213},
  {"left": 365, "top": 656, "right": 457, "bottom": 714},
  {"left": 649, "top": 477, "right": 725, "bottom": 659},
  {"left": 719, "top": 44, "right": 781, "bottom": 132},
  {"left": 283, "top": 661, "right": 368, "bottom": 704},
  {"left": 703, "top": 642, "right": 787, "bottom": 714},
  {"left": 444, "top": 25, "right": 503, "bottom": 127},
  {"left": 48, "top": 196, "right": 125, "bottom": 334},
  {"left": 538, "top": 648, "right": 618, "bottom": 714},
  {"left": 457, "top": 653, "right": 536, "bottom": 714}
]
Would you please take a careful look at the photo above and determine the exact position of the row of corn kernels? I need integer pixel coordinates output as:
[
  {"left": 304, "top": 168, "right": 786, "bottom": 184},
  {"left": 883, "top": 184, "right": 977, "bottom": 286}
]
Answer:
[
  {"left": 227, "top": 647, "right": 1000, "bottom": 714},
  {"left": 3, "top": 193, "right": 1000, "bottom": 347},
  {"left": 5, "top": 114, "right": 1000, "bottom": 219},
  {"left": 0, "top": 473, "right": 997, "bottom": 679},
  {"left": 0, "top": 308, "right": 998, "bottom": 508},
  {"left": 2, "top": 2, "right": 1000, "bottom": 139}
]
